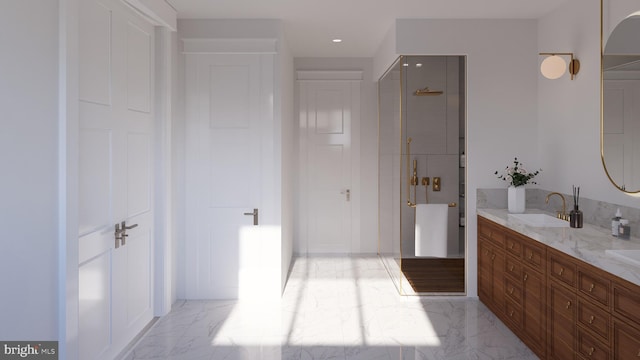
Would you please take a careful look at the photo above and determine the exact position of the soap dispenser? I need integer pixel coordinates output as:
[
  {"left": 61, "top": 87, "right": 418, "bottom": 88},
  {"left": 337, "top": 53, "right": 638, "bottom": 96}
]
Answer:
[
  {"left": 612, "top": 208, "right": 622, "bottom": 237},
  {"left": 619, "top": 219, "right": 631, "bottom": 240}
]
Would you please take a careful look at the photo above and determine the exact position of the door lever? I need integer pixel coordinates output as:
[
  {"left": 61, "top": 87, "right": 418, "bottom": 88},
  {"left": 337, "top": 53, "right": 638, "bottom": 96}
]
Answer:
[
  {"left": 115, "top": 221, "right": 139, "bottom": 248},
  {"left": 115, "top": 223, "right": 123, "bottom": 249},
  {"left": 243, "top": 208, "right": 259, "bottom": 226}
]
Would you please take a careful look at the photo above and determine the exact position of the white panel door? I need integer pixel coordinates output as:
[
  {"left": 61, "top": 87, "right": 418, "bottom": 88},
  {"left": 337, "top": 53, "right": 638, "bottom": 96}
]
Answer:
[
  {"left": 300, "top": 81, "right": 355, "bottom": 253},
  {"left": 185, "top": 54, "right": 270, "bottom": 299},
  {"left": 78, "top": 0, "right": 154, "bottom": 358}
]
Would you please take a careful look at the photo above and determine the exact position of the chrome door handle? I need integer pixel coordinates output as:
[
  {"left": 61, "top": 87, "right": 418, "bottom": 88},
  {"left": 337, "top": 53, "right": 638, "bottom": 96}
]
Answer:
[
  {"left": 115, "top": 223, "right": 123, "bottom": 249},
  {"left": 115, "top": 221, "right": 138, "bottom": 248},
  {"left": 122, "top": 222, "right": 138, "bottom": 230},
  {"left": 244, "top": 208, "right": 259, "bottom": 226}
]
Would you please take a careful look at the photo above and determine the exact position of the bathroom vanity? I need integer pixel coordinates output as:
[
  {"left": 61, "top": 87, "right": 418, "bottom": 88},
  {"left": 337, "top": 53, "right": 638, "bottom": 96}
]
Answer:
[{"left": 478, "top": 209, "right": 640, "bottom": 359}]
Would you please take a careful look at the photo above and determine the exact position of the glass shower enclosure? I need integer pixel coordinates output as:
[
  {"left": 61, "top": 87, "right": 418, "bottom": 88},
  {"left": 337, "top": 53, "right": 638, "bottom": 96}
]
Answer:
[{"left": 378, "top": 55, "right": 466, "bottom": 295}]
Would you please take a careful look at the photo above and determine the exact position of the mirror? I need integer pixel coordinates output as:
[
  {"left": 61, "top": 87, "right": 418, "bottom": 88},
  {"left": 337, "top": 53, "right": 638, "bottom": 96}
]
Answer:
[{"left": 602, "top": 14, "right": 640, "bottom": 192}]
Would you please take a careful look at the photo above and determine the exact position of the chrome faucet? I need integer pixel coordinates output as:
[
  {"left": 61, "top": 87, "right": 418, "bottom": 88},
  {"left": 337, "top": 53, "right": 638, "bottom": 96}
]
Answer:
[{"left": 545, "top": 192, "right": 569, "bottom": 221}]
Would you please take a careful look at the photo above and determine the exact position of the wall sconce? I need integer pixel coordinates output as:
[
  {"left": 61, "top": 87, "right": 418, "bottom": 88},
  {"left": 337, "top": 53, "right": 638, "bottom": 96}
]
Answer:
[{"left": 539, "top": 52, "right": 580, "bottom": 80}]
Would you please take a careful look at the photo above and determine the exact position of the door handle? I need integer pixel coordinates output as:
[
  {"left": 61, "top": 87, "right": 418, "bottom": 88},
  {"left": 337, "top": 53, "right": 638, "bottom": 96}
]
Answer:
[
  {"left": 115, "top": 221, "right": 138, "bottom": 248},
  {"left": 341, "top": 189, "right": 351, "bottom": 201},
  {"left": 115, "top": 223, "right": 123, "bottom": 249},
  {"left": 244, "top": 208, "right": 259, "bottom": 226}
]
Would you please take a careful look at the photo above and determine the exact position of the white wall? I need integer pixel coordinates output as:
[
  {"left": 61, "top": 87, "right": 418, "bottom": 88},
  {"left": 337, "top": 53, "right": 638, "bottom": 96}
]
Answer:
[
  {"left": 0, "top": 0, "right": 59, "bottom": 339},
  {"left": 538, "top": 0, "right": 640, "bottom": 208},
  {"left": 276, "top": 32, "right": 295, "bottom": 292},
  {"left": 374, "top": 19, "right": 539, "bottom": 297},
  {"left": 293, "top": 58, "right": 379, "bottom": 254},
  {"left": 607, "top": 0, "right": 640, "bottom": 38},
  {"left": 373, "top": 24, "right": 398, "bottom": 82}
]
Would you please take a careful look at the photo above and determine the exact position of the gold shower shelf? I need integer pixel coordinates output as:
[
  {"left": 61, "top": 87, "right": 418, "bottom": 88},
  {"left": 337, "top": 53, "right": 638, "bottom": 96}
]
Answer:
[
  {"left": 407, "top": 202, "right": 457, "bottom": 208},
  {"left": 414, "top": 87, "right": 443, "bottom": 96}
]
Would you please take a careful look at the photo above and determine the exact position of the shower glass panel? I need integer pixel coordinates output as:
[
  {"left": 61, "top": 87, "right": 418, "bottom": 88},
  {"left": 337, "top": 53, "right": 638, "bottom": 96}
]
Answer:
[{"left": 378, "top": 55, "right": 466, "bottom": 295}]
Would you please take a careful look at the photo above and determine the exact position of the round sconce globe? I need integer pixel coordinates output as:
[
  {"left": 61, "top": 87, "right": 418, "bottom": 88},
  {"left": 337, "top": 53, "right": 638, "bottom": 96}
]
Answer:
[{"left": 540, "top": 55, "right": 567, "bottom": 79}]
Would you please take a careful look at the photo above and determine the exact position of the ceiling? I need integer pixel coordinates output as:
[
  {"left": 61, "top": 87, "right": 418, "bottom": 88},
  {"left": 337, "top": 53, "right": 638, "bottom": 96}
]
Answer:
[{"left": 167, "top": 0, "right": 569, "bottom": 58}]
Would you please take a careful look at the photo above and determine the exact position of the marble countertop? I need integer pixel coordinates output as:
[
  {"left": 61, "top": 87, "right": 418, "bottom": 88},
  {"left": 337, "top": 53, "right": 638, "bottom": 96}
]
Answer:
[{"left": 478, "top": 208, "right": 640, "bottom": 287}]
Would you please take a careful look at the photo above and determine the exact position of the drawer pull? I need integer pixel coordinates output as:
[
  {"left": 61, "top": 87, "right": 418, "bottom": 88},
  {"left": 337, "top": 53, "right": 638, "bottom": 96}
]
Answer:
[
  {"left": 528, "top": 252, "right": 533, "bottom": 260},
  {"left": 559, "top": 268, "right": 564, "bottom": 276},
  {"left": 566, "top": 301, "right": 572, "bottom": 309},
  {"left": 491, "top": 254, "right": 496, "bottom": 261},
  {"left": 509, "top": 265, "right": 515, "bottom": 272},
  {"left": 588, "top": 315, "right": 595, "bottom": 324},
  {"left": 509, "top": 243, "right": 514, "bottom": 250},
  {"left": 589, "top": 283, "right": 595, "bottom": 292},
  {"left": 509, "top": 310, "right": 515, "bottom": 317},
  {"left": 637, "top": 349, "right": 640, "bottom": 357},
  {"left": 523, "top": 274, "right": 528, "bottom": 281},
  {"left": 509, "top": 288, "right": 514, "bottom": 295},
  {"left": 588, "top": 347, "right": 595, "bottom": 356}
]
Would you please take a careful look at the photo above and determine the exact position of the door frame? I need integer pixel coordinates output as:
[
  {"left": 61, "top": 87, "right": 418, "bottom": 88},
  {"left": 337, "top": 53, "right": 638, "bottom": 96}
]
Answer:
[
  {"left": 296, "top": 70, "right": 362, "bottom": 254},
  {"left": 58, "top": 1, "right": 176, "bottom": 358}
]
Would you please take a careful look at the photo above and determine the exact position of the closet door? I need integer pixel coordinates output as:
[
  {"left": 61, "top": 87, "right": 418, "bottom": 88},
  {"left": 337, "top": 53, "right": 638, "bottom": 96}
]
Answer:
[
  {"left": 78, "top": 0, "right": 155, "bottom": 358},
  {"left": 299, "top": 79, "right": 359, "bottom": 253},
  {"left": 184, "top": 53, "right": 275, "bottom": 299}
]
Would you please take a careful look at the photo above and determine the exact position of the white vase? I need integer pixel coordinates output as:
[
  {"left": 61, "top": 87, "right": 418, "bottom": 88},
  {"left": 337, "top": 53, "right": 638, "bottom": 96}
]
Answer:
[{"left": 508, "top": 186, "right": 526, "bottom": 213}]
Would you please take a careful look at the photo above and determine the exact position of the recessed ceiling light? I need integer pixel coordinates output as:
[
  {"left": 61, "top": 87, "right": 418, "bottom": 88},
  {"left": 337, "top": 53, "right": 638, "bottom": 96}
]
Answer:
[
  {"left": 332, "top": 38, "right": 342, "bottom": 43},
  {"left": 403, "top": 63, "right": 409, "bottom": 67},
  {"left": 416, "top": 63, "right": 423, "bottom": 68}
]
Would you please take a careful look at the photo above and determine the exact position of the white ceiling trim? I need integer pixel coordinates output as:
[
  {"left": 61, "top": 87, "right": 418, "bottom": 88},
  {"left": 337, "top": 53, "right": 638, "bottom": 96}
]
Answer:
[
  {"left": 296, "top": 70, "right": 364, "bottom": 81},
  {"left": 122, "top": 0, "right": 177, "bottom": 31},
  {"left": 181, "top": 38, "right": 278, "bottom": 54}
]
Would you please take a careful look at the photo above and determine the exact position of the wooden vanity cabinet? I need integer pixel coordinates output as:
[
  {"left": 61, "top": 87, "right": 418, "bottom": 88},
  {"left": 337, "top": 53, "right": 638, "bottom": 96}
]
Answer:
[
  {"left": 549, "top": 280, "right": 576, "bottom": 359},
  {"left": 478, "top": 215, "right": 640, "bottom": 360},
  {"left": 547, "top": 247, "right": 578, "bottom": 359},
  {"left": 612, "top": 318, "right": 640, "bottom": 359},
  {"left": 612, "top": 279, "right": 640, "bottom": 359},
  {"left": 478, "top": 218, "right": 505, "bottom": 315},
  {"left": 504, "top": 231, "right": 546, "bottom": 357},
  {"left": 478, "top": 217, "right": 546, "bottom": 358}
]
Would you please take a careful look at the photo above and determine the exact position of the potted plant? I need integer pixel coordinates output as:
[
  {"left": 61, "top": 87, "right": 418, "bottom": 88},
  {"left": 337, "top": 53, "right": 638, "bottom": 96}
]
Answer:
[{"left": 495, "top": 157, "right": 542, "bottom": 213}]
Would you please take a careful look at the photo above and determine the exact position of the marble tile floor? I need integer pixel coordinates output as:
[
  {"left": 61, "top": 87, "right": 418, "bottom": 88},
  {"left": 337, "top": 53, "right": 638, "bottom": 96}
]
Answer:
[{"left": 123, "top": 256, "right": 538, "bottom": 360}]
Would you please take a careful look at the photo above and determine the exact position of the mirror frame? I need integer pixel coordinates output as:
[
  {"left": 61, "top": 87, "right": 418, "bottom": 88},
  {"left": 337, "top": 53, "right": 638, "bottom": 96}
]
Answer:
[{"left": 600, "top": 0, "right": 640, "bottom": 194}]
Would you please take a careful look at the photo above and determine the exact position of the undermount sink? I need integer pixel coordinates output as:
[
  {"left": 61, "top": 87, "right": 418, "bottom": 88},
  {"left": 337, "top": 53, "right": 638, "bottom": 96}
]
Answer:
[
  {"left": 508, "top": 213, "right": 570, "bottom": 228},
  {"left": 605, "top": 250, "right": 640, "bottom": 266}
]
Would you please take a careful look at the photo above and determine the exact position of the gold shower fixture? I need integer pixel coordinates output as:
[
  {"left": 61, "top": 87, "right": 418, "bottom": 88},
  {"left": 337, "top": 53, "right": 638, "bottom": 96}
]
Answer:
[
  {"left": 406, "top": 138, "right": 416, "bottom": 208},
  {"left": 414, "top": 87, "right": 443, "bottom": 96}
]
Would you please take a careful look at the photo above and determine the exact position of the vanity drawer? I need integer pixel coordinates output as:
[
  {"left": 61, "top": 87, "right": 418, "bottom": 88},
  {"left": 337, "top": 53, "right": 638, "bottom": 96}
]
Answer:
[
  {"left": 505, "top": 236, "right": 522, "bottom": 257},
  {"left": 578, "top": 267, "right": 610, "bottom": 308},
  {"left": 505, "top": 277, "right": 522, "bottom": 304},
  {"left": 478, "top": 218, "right": 505, "bottom": 246},
  {"left": 577, "top": 298, "right": 610, "bottom": 342},
  {"left": 577, "top": 327, "right": 610, "bottom": 360},
  {"left": 549, "top": 249, "right": 577, "bottom": 288},
  {"left": 522, "top": 240, "right": 545, "bottom": 271},
  {"left": 505, "top": 256, "right": 522, "bottom": 279},
  {"left": 612, "top": 280, "right": 640, "bottom": 326},
  {"left": 505, "top": 300, "right": 523, "bottom": 329}
]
